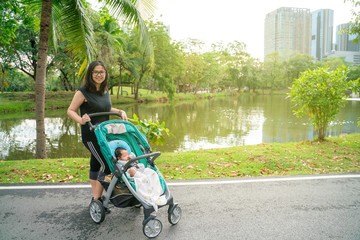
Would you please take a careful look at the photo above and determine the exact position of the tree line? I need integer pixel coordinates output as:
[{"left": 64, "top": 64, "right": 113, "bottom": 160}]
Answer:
[{"left": 2, "top": 1, "right": 360, "bottom": 99}]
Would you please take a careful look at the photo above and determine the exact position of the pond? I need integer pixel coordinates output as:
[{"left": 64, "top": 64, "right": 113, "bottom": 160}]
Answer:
[{"left": 1, "top": 95, "right": 359, "bottom": 160}]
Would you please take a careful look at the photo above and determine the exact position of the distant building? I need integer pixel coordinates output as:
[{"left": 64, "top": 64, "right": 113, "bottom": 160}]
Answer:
[
  {"left": 325, "top": 50, "right": 360, "bottom": 66},
  {"left": 264, "top": 7, "right": 312, "bottom": 60},
  {"left": 311, "top": 9, "right": 334, "bottom": 61},
  {"left": 336, "top": 23, "right": 359, "bottom": 52},
  {"left": 323, "top": 22, "right": 360, "bottom": 66}
]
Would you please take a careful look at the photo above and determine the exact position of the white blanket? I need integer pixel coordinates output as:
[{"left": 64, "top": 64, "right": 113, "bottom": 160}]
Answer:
[{"left": 122, "top": 162, "right": 167, "bottom": 211}]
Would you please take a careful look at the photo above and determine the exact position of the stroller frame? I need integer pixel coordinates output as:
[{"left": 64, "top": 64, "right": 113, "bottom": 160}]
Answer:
[{"left": 87, "top": 112, "right": 181, "bottom": 238}]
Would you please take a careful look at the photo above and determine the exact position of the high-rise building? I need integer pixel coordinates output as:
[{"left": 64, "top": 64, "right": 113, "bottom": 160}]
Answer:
[
  {"left": 325, "top": 22, "right": 360, "bottom": 66},
  {"left": 264, "top": 7, "right": 312, "bottom": 60},
  {"left": 336, "top": 23, "right": 359, "bottom": 51},
  {"left": 311, "top": 9, "right": 334, "bottom": 61}
]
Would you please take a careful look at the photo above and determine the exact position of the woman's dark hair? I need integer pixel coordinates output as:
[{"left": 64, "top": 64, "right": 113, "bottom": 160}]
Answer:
[{"left": 84, "top": 60, "right": 108, "bottom": 94}]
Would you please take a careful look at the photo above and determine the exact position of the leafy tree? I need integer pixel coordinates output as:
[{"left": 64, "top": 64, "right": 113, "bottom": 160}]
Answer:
[
  {"left": 179, "top": 38, "right": 205, "bottom": 93},
  {"left": 201, "top": 51, "right": 223, "bottom": 92},
  {"left": 283, "top": 52, "right": 315, "bottom": 87},
  {"left": 225, "top": 41, "right": 248, "bottom": 91},
  {"left": 244, "top": 57, "right": 262, "bottom": 92},
  {"left": 264, "top": 52, "right": 282, "bottom": 91},
  {"left": 0, "top": 0, "right": 20, "bottom": 45},
  {"left": 345, "top": 0, "right": 360, "bottom": 44},
  {"left": 0, "top": 1, "right": 39, "bottom": 81},
  {"left": 289, "top": 67, "right": 354, "bottom": 141},
  {"left": 126, "top": 27, "right": 154, "bottom": 99},
  {"left": 92, "top": 7, "right": 124, "bottom": 94},
  {"left": 24, "top": 0, "right": 155, "bottom": 158},
  {"left": 148, "top": 20, "right": 177, "bottom": 99},
  {"left": 347, "top": 65, "right": 360, "bottom": 81},
  {"left": 318, "top": 57, "right": 351, "bottom": 71}
]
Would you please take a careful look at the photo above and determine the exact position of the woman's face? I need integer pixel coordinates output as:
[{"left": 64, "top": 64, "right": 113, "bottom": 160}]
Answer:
[{"left": 92, "top": 65, "right": 106, "bottom": 87}]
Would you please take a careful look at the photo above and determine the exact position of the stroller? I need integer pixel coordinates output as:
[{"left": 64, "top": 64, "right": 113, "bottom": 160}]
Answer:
[{"left": 87, "top": 112, "right": 181, "bottom": 238}]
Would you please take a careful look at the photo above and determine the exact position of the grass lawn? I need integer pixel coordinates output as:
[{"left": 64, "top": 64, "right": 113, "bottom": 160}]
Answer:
[{"left": 0, "top": 133, "right": 359, "bottom": 184}]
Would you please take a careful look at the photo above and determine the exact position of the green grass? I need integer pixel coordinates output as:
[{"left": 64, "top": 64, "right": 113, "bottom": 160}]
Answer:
[
  {"left": 1, "top": 134, "right": 359, "bottom": 184},
  {"left": 0, "top": 89, "right": 232, "bottom": 113}
]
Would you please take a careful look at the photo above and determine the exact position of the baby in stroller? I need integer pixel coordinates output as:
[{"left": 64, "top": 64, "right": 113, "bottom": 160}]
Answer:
[
  {"left": 87, "top": 112, "right": 181, "bottom": 238},
  {"left": 114, "top": 147, "right": 167, "bottom": 211}
]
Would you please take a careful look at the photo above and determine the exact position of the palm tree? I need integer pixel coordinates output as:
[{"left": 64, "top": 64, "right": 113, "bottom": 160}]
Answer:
[{"left": 32, "top": 0, "right": 155, "bottom": 158}]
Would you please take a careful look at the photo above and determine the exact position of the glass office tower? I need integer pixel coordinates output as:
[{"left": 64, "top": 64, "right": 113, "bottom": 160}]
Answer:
[
  {"left": 336, "top": 23, "right": 359, "bottom": 52},
  {"left": 264, "top": 7, "right": 312, "bottom": 60},
  {"left": 311, "top": 9, "right": 334, "bottom": 61}
]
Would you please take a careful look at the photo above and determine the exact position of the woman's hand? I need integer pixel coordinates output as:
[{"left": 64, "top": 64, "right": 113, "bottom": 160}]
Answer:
[
  {"left": 119, "top": 110, "right": 128, "bottom": 121},
  {"left": 81, "top": 113, "right": 91, "bottom": 125}
]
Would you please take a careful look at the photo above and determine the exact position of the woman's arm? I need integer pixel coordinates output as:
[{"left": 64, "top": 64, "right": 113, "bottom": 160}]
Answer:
[
  {"left": 67, "top": 91, "right": 90, "bottom": 125},
  {"left": 110, "top": 107, "right": 128, "bottom": 121}
]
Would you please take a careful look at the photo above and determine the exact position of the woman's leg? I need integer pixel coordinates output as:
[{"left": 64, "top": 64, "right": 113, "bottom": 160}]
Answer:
[
  {"left": 89, "top": 179, "right": 104, "bottom": 200},
  {"left": 84, "top": 141, "right": 110, "bottom": 199}
]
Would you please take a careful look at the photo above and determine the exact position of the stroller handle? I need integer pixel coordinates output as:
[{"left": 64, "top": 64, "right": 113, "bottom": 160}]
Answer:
[
  {"left": 120, "top": 152, "right": 162, "bottom": 172},
  {"left": 87, "top": 112, "right": 123, "bottom": 131}
]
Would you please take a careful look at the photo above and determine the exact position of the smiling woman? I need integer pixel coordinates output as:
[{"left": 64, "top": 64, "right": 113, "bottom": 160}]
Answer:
[{"left": 67, "top": 60, "right": 129, "bottom": 201}]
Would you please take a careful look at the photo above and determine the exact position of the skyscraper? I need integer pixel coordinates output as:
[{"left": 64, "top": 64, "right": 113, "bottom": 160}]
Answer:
[
  {"left": 264, "top": 7, "right": 312, "bottom": 60},
  {"left": 336, "top": 23, "right": 359, "bottom": 52},
  {"left": 311, "top": 9, "right": 334, "bottom": 61},
  {"left": 325, "top": 22, "right": 360, "bottom": 66}
]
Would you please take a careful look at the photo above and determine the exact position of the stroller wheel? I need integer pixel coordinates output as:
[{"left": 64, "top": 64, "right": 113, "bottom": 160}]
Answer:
[
  {"left": 89, "top": 200, "right": 105, "bottom": 224},
  {"left": 143, "top": 216, "right": 162, "bottom": 238},
  {"left": 168, "top": 204, "right": 181, "bottom": 225}
]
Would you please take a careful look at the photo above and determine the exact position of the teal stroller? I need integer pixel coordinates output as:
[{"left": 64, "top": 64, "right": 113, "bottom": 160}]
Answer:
[{"left": 87, "top": 112, "right": 181, "bottom": 238}]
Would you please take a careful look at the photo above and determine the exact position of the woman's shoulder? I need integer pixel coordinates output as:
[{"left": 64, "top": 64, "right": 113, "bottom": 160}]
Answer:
[{"left": 78, "top": 86, "right": 86, "bottom": 93}]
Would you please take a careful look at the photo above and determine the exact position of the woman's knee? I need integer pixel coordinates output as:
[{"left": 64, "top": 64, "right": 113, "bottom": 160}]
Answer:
[{"left": 89, "top": 171, "right": 99, "bottom": 180}]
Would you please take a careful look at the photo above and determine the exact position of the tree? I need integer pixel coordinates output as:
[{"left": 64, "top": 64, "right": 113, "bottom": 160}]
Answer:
[
  {"left": 283, "top": 52, "right": 315, "bottom": 87},
  {"left": 318, "top": 57, "right": 351, "bottom": 71},
  {"left": 289, "top": 67, "right": 353, "bottom": 141},
  {"left": 28, "top": 0, "right": 155, "bottom": 158},
  {"left": 148, "top": 20, "right": 178, "bottom": 99},
  {"left": 244, "top": 57, "right": 262, "bottom": 92},
  {"left": 345, "top": 0, "right": 360, "bottom": 44},
  {"left": 225, "top": 41, "right": 248, "bottom": 91},
  {"left": 264, "top": 52, "right": 282, "bottom": 91}
]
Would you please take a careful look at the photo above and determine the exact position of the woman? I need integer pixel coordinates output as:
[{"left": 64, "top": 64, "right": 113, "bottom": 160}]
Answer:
[{"left": 67, "top": 60, "right": 128, "bottom": 203}]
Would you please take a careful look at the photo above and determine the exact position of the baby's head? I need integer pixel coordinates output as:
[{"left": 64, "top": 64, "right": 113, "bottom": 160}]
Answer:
[{"left": 115, "top": 147, "right": 130, "bottom": 161}]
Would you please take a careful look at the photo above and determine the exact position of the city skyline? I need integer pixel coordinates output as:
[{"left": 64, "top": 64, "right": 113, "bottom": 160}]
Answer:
[{"left": 154, "top": 0, "right": 354, "bottom": 60}]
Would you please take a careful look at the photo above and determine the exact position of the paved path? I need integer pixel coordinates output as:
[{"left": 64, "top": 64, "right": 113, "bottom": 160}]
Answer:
[{"left": 1, "top": 174, "right": 360, "bottom": 240}]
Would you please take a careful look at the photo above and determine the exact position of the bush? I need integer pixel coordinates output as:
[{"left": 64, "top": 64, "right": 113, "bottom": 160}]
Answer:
[{"left": 289, "top": 66, "right": 354, "bottom": 140}]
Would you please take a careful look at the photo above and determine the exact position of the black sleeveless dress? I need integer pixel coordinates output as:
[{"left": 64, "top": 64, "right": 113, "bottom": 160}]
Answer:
[{"left": 78, "top": 86, "right": 112, "bottom": 143}]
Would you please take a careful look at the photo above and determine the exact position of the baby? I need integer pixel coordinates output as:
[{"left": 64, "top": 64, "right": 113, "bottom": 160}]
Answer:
[{"left": 114, "top": 147, "right": 141, "bottom": 178}]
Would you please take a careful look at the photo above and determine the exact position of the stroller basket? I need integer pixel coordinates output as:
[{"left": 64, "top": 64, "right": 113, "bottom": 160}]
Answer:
[{"left": 98, "top": 172, "right": 139, "bottom": 208}]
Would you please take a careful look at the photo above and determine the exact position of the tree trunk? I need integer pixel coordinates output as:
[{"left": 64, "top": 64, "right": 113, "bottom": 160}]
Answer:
[
  {"left": 117, "top": 65, "right": 122, "bottom": 99},
  {"left": 35, "top": 0, "right": 53, "bottom": 159},
  {"left": 72, "top": 70, "right": 76, "bottom": 91}
]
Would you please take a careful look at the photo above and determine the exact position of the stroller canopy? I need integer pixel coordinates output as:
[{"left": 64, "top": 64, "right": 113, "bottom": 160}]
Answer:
[{"left": 94, "top": 120, "right": 151, "bottom": 171}]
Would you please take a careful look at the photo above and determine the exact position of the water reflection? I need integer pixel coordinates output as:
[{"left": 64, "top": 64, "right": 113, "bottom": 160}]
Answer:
[{"left": 0, "top": 95, "right": 359, "bottom": 160}]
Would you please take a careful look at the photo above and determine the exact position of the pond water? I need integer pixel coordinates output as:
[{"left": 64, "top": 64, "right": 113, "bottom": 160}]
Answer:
[{"left": 1, "top": 95, "right": 359, "bottom": 160}]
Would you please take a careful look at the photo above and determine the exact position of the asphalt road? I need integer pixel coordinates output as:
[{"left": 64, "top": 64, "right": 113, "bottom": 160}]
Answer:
[{"left": 1, "top": 174, "right": 360, "bottom": 240}]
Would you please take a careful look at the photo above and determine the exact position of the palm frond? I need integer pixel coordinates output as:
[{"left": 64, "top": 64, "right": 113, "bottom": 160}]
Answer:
[
  {"left": 56, "top": 0, "right": 96, "bottom": 66},
  {"left": 104, "top": 0, "right": 155, "bottom": 55}
]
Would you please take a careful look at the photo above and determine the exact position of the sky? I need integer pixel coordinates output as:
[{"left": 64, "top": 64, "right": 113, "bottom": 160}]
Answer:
[{"left": 153, "top": 0, "right": 356, "bottom": 60}]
